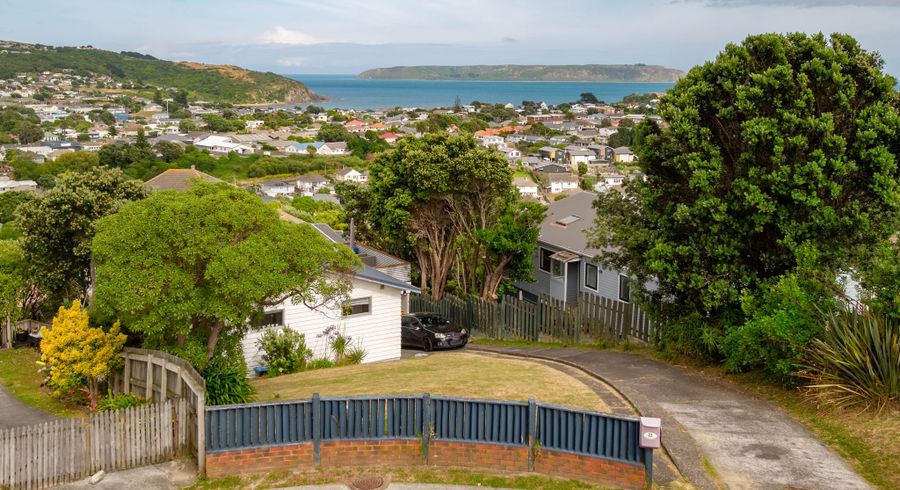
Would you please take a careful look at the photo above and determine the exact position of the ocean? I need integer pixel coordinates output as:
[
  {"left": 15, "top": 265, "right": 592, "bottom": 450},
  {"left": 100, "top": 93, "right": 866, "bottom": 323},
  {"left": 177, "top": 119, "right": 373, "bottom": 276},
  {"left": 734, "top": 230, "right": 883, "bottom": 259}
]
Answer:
[{"left": 286, "top": 74, "right": 675, "bottom": 110}]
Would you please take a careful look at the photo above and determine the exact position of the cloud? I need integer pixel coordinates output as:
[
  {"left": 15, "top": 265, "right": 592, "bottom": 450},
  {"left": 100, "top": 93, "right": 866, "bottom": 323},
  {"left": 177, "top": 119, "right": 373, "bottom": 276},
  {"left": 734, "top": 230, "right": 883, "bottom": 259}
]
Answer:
[
  {"left": 259, "top": 26, "right": 321, "bottom": 45},
  {"left": 501, "top": 37, "right": 518, "bottom": 43}
]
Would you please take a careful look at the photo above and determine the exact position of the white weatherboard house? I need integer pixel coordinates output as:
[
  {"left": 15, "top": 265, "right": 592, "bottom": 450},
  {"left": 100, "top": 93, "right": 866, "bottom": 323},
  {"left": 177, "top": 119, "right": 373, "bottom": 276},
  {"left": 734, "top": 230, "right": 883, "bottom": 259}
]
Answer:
[{"left": 241, "top": 223, "right": 418, "bottom": 375}]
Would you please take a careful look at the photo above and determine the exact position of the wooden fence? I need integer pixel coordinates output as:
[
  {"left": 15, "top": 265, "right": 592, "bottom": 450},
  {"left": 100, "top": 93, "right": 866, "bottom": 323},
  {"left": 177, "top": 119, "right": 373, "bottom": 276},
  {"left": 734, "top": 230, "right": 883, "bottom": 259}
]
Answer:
[
  {"left": 410, "top": 291, "right": 658, "bottom": 344},
  {"left": 205, "top": 394, "right": 654, "bottom": 485},
  {"left": 0, "top": 399, "right": 188, "bottom": 490},
  {"left": 109, "top": 347, "right": 206, "bottom": 475}
]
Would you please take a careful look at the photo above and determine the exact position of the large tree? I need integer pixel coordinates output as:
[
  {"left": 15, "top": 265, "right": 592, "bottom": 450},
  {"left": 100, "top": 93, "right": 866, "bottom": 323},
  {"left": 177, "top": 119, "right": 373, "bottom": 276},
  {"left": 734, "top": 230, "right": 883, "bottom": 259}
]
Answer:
[
  {"left": 588, "top": 33, "right": 899, "bottom": 357},
  {"left": 16, "top": 167, "right": 147, "bottom": 310},
  {"left": 368, "top": 133, "right": 544, "bottom": 299},
  {"left": 91, "top": 183, "right": 360, "bottom": 369}
]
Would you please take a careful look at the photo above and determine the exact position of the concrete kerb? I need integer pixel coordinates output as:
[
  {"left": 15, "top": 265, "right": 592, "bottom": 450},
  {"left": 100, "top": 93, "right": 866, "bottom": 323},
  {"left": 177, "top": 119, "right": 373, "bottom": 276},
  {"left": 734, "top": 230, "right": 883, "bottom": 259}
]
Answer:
[{"left": 467, "top": 345, "right": 711, "bottom": 490}]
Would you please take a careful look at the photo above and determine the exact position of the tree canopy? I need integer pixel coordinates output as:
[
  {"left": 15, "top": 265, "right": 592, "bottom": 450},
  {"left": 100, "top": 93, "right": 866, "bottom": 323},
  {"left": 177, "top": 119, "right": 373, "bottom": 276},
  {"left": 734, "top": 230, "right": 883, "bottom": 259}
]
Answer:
[
  {"left": 588, "top": 33, "right": 900, "bottom": 372},
  {"left": 366, "top": 133, "right": 544, "bottom": 299},
  {"left": 16, "top": 167, "right": 147, "bottom": 310},
  {"left": 92, "top": 183, "right": 360, "bottom": 369}
]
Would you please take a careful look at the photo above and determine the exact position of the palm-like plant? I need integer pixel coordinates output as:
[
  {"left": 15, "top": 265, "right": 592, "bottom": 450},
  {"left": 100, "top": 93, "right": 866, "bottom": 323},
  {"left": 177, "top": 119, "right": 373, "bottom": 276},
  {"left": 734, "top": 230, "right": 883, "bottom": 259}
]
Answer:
[{"left": 799, "top": 311, "right": 899, "bottom": 412}]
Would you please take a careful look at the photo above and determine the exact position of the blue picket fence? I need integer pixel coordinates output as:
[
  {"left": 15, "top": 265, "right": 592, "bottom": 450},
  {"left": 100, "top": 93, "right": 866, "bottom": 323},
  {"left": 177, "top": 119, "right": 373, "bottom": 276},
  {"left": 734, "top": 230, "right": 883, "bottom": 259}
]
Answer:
[{"left": 205, "top": 394, "right": 652, "bottom": 477}]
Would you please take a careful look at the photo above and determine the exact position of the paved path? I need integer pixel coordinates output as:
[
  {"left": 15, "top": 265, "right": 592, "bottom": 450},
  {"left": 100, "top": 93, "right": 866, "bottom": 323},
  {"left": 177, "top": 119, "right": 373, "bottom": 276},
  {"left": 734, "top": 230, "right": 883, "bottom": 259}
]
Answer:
[
  {"left": 0, "top": 383, "right": 59, "bottom": 429},
  {"left": 470, "top": 345, "right": 871, "bottom": 490}
]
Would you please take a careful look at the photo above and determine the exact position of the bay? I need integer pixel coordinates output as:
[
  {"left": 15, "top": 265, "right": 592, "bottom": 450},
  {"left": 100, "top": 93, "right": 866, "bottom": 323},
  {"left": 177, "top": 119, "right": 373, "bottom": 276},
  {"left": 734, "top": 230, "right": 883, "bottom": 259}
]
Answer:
[{"left": 286, "top": 74, "right": 675, "bottom": 110}]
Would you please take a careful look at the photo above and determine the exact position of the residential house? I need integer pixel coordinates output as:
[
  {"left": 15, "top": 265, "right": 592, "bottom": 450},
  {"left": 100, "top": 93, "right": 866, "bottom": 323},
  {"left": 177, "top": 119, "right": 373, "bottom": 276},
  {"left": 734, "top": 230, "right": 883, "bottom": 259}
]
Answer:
[
  {"left": 0, "top": 178, "right": 38, "bottom": 193},
  {"left": 143, "top": 166, "right": 224, "bottom": 192},
  {"left": 319, "top": 141, "right": 349, "bottom": 156},
  {"left": 534, "top": 163, "right": 570, "bottom": 174},
  {"left": 613, "top": 147, "right": 636, "bottom": 163},
  {"left": 513, "top": 177, "right": 539, "bottom": 197},
  {"left": 539, "top": 146, "right": 561, "bottom": 161},
  {"left": 546, "top": 174, "right": 579, "bottom": 194},
  {"left": 296, "top": 173, "right": 329, "bottom": 194},
  {"left": 193, "top": 135, "right": 254, "bottom": 155},
  {"left": 241, "top": 221, "right": 418, "bottom": 375},
  {"left": 566, "top": 148, "right": 595, "bottom": 168},
  {"left": 259, "top": 179, "right": 296, "bottom": 197},
  {"left": 379, "top": 132, "right": 400, "bottom": 144},
  {"left": 334, "top": 167, "right": 369, "bottom": 183},
  {"left": 513, "top": 192, "right": 634, "bottom": 305}
]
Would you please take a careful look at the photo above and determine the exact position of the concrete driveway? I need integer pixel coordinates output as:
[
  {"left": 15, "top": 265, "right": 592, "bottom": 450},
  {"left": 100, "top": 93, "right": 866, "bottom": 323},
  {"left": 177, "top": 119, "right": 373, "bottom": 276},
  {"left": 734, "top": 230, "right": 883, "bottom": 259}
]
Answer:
[
  {"left": 471, "top": 345, "right": 872, "bottom": 490},
  {"left": 0, "top": 382, "right": 59, "bottom": 429}
]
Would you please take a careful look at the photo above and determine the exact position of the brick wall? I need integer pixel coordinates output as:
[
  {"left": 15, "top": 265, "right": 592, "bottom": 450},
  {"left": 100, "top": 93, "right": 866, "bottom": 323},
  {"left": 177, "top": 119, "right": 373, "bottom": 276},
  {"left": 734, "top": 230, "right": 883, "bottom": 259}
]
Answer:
[
  {"left": 319, "top": 440, "right": 422, "bottom": 467},
  {"left": 206, "top": 444, "right": 314, "bottom": 478},
  {"left": 535, "top": 450, "right": 646, "bottom": 489},
  {"left": 206, "top": 440, "right": 647, "bottom": 489},
  {"left": 429, "top": 441, "right": 529, "bottom": 473}
]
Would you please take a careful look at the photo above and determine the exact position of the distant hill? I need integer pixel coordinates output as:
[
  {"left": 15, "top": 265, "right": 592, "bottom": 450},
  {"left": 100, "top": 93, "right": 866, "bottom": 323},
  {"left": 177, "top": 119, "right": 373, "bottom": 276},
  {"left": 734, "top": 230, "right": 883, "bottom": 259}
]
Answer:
[
  {"left": 0, "top": 41, "right": 323, "bottom": 104},
  {"left": 358, "top": 64, "right": 684, "bottom": 82}
]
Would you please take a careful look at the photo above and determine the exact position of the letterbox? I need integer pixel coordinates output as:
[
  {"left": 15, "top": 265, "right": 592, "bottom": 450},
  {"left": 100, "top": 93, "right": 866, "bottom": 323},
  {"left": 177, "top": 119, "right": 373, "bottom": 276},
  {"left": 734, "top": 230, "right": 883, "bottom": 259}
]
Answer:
[{"left": 639, "top": 417, "right": 662, "bottom": 449}]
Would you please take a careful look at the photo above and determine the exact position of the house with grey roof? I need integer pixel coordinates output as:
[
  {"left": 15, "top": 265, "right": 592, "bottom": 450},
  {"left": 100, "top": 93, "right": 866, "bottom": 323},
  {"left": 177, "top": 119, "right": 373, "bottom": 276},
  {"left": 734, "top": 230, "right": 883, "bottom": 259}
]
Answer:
[{"left": 514, "top": 192, "right": 638, "bottom": 305}]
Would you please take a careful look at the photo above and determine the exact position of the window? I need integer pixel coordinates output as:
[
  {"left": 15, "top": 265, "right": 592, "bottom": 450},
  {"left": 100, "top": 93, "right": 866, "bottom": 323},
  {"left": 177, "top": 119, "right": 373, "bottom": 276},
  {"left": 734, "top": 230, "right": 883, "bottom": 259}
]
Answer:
[
  {"left": 539, "top": 247, "right": 553, "bottom": 272},
  {"left": 585, "top": 263, "right": 598, "bottom": 290},
  {"left": 551, "top": 259, "right": 564, "bottom": 278},
  {"left": 253, "top": 310, "right": 284, "bottom": 327},
  {"left": 342, "top": 297, "right": 371, "bottom": 317},
  {"left": 618, "top": 275, "right": 631, "bottom": 302}
]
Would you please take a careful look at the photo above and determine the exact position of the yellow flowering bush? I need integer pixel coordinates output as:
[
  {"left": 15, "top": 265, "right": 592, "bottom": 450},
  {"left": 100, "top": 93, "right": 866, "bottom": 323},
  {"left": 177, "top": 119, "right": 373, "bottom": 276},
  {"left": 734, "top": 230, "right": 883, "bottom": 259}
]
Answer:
[{"left": 40, "top": 300, "right": 127, "bottom": 410}]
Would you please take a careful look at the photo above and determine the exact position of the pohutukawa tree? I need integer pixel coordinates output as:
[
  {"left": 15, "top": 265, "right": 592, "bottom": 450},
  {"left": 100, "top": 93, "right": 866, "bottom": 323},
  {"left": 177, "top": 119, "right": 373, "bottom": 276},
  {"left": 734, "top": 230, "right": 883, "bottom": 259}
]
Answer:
[
  {"left": 588, "top": 33, "right": 900, "bottom": 366},
  {"left": 92, "top": 183, "right": 360, "bottom": 369},
  {"left": 367, "top": 133, "right": 544, "bottom": 300}
]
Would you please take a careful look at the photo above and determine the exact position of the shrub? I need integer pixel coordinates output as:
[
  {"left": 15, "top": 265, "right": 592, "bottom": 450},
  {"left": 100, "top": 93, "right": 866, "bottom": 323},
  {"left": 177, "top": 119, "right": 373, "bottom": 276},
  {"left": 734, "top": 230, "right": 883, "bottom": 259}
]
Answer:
[
  {"left": 319, "top": 325, "right": 367, "bottom": 366},
  {"left": 305, "top": 358, "right": 334, "bottom": 370},
  {"left": 97, "top": 391, "right": 147, "bottom": 412},
  {"left": 258, "top": 327, "right": 312, "bottom": 376},
  {"left": 203, "top": 361, "right": 255, "bottom": 406},
  {"left": 40, "top": 300, "right": 127, "bottom": 410},
  {"left": 799, "top": 311, "right": 900, "bottom": 411}
]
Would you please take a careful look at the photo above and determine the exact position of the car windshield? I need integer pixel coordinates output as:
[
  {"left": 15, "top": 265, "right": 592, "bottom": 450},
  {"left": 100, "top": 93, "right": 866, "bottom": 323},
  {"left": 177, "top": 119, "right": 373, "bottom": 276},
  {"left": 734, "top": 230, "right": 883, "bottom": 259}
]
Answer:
[{"left": 427, "top": 316, "right": 450, "bottom": 325}]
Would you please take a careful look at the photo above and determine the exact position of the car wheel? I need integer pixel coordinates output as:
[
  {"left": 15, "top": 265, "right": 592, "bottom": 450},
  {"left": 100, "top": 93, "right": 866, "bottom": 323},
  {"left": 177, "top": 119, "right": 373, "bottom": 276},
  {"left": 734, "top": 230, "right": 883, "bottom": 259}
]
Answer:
[{"left": 423, "top": 337, "right": 434, "bottom": 352}]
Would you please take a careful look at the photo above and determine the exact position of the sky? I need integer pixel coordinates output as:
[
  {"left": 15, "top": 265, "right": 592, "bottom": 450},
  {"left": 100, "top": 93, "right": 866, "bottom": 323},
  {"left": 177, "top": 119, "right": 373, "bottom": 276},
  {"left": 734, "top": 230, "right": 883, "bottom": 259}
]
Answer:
[{"left": 3, "top": 0, "right": 900, "bottom": 76}]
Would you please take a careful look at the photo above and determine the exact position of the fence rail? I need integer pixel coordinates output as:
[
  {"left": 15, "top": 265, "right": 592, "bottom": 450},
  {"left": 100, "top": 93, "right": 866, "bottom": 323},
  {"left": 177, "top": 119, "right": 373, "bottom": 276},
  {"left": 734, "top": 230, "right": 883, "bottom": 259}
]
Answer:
[
  {"left": 205, "top": 394, "right": 651, "bottom": 478},
  {"left": 0, "top": 399, "right": 188, "bottom": 490},
  {"left": 410, "top": 291, "right": 657, "bottom": 344},
  {"left": 110, "top": 347, "right": 206, "bottom": 475}
]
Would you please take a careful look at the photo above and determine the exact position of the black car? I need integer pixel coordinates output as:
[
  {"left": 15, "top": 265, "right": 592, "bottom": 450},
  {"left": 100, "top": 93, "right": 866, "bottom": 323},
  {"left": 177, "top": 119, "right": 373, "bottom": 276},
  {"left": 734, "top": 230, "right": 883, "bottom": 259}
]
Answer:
[{"left": 401, "top": 313, "right": 468, "bottom": 351}]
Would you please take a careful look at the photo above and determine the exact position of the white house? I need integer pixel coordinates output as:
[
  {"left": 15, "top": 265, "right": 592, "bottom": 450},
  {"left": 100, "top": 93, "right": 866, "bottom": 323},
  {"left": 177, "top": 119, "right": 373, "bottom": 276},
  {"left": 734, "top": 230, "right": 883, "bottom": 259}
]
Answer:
[
  {"left": 334, "top": 167, "right": 368, "bottom": 183},
  {"left": 241, "top": 223, "right": 419, "bottom": 375},
  {"left": 513, "top": 177, "right": 539, "bottom": 197},
  {"left": 285, "top": 141, "right": 324, "bottom": 154},
  {"left": 245, "top": 120, "right": 265, "bottom": 129},
  {"left": 259, "top": 179, "right": 295, "bottom": 197},
  {"left": 613, "top": 147, "right": 636, "bottom": 163},
  {"left": 0, "top": 179, "right": 38, "bottom": 193},
  {"left": 547, "top": 174, "right": 579, "bottom": 194},
  {"left": 318, "top": 142, "right": 349, "bottom": 156},
  {"left": 296, "top": 173, "right": 329, "bottom": 194},
  {"left": 193, "top": 135, "right": 254, "bottom": 155}
]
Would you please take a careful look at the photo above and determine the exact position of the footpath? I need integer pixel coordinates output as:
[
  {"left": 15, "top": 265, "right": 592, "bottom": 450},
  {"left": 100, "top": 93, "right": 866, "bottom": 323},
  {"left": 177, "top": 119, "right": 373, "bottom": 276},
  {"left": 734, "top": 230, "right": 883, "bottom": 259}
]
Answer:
[{"left": 470, "top": 344, "right": 871, "bottom": 490}]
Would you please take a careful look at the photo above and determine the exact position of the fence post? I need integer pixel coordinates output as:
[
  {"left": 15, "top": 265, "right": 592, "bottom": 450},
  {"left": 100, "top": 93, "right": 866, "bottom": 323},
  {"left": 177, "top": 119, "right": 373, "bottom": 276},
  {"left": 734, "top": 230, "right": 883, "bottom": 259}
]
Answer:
[
  {"left": 421, "top": 394, "right": 432, "bottom": 463},
  {"left": 644, "top": 447, "right": 654, "bottom": 487},
  {"left": 312, "top": 393, "right": 321, "bottom": 466},
  {"left": 527, "top": 398, "right": 537, "bottom": 472},
  {"left": 197, "top": 391, "right": 206, "bottom": 476}
]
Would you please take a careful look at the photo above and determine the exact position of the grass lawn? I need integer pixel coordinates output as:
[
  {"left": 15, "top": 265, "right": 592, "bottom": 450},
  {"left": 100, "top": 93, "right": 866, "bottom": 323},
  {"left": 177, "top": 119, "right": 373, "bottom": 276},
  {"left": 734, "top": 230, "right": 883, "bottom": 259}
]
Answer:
[
  {"left": 187, "top": 467, "right": 605, "bottom": 490},
  {"left": 252, "top": 352, "right": 610, "bottom": 412},
  {"left": 0, "top": 347, "right": 85, "bottom": 417}
]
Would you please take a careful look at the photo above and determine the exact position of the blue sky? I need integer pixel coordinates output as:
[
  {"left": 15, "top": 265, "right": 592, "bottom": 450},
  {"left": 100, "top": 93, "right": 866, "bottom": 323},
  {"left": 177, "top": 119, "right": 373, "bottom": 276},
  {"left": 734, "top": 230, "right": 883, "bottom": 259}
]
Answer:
[{"left": 3, "top": 0, "right": 899, "bottom": 76}]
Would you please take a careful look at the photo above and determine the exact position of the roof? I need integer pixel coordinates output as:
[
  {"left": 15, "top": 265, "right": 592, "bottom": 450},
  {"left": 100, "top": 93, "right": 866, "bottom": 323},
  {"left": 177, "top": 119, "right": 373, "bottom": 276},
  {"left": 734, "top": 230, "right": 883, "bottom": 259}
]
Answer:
[
  {"left": 513, "top": 177, "right": 536, "bottom": 187},
  {"left": 537, "top": 191, "right": 601, "bottom": 257},
  {"left": 547, "top": 173, "right": 578, "bottom": 183},
  {"left": 143, "top": 168, "right": 223, "bottom": 192},
  {"left": 297, "top": 173, "right": 327, "bottom": 183}
]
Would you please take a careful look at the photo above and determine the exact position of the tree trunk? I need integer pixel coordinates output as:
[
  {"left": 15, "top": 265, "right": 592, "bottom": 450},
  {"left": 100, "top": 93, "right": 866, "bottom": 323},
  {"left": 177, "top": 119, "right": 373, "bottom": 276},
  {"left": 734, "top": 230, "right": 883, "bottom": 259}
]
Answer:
[
  {"left": 206, "top": 321, "right": 224, "bottom": 361},
  {"left": 480, "top": 256, "right": 512, "bottom": 301}
]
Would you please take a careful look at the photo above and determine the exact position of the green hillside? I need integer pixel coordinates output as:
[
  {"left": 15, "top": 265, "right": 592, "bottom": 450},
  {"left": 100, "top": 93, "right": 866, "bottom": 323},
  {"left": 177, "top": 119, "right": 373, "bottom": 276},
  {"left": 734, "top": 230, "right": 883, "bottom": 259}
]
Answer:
[
  {"left": 0, "top": 41, "right": 322, "bottom": 104},
  {"left": 358, "top": 64, "right": 684, "bottom": 82}
]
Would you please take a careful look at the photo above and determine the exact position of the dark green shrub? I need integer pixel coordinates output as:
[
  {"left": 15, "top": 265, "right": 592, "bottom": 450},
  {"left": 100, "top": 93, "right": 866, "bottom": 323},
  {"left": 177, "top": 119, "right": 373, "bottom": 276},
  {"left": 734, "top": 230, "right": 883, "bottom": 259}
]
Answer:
[
  {"left": 305, "top": 358, "right": 334, "bottom": 370},
  {"left": 96, "top": 391, "right": 147, "bottom": 412},
  {"left": 257, "top": 327, "right": 312, "bottom": 376},
  {"left": 203, "top": 361, "right": 255, "bottom": 406},
  {"left": 799, "top": 311, "right": 900, "bottom": 411}
]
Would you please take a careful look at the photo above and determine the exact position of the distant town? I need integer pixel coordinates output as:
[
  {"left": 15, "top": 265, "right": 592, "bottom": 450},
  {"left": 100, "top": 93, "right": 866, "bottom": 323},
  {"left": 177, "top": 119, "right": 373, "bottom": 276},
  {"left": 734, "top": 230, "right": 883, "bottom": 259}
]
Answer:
[{"left": 0, "top": 67, "right": 660, "bottom": 203}]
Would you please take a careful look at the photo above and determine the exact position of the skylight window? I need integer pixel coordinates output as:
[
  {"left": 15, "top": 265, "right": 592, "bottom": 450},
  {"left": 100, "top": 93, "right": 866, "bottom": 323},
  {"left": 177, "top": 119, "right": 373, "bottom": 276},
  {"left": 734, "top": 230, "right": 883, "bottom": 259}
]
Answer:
[{"left": 555, "top": 215, "right": 581, "bottom": 226}]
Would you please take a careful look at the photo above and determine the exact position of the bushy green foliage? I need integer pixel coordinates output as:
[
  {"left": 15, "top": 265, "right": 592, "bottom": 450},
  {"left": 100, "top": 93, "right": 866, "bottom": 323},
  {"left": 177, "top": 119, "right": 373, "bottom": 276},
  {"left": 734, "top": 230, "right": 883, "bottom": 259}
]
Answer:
[
  {"left": 801, "top": 311, "right": 900, "bottom": 410},
  {"left": 202, "top": 360, "right": 255, "bottom": 406},
  {"left": 92, "top": 182, "right": 360, "bottom": 369},
  {"left": 721, "top": 271, "right": 837, "bottom": 382},
  {"left": 96, "top": 391, "right": 147, "bottom": 412},
  {"left": 589, "top": 33, "right": 900, "bottom": 367},
  {"left": 258, "top": 327, "right": 312, "bottom": 376},
  {"left": 16, "top": 167, "right": 146, "bottom": 306}
]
